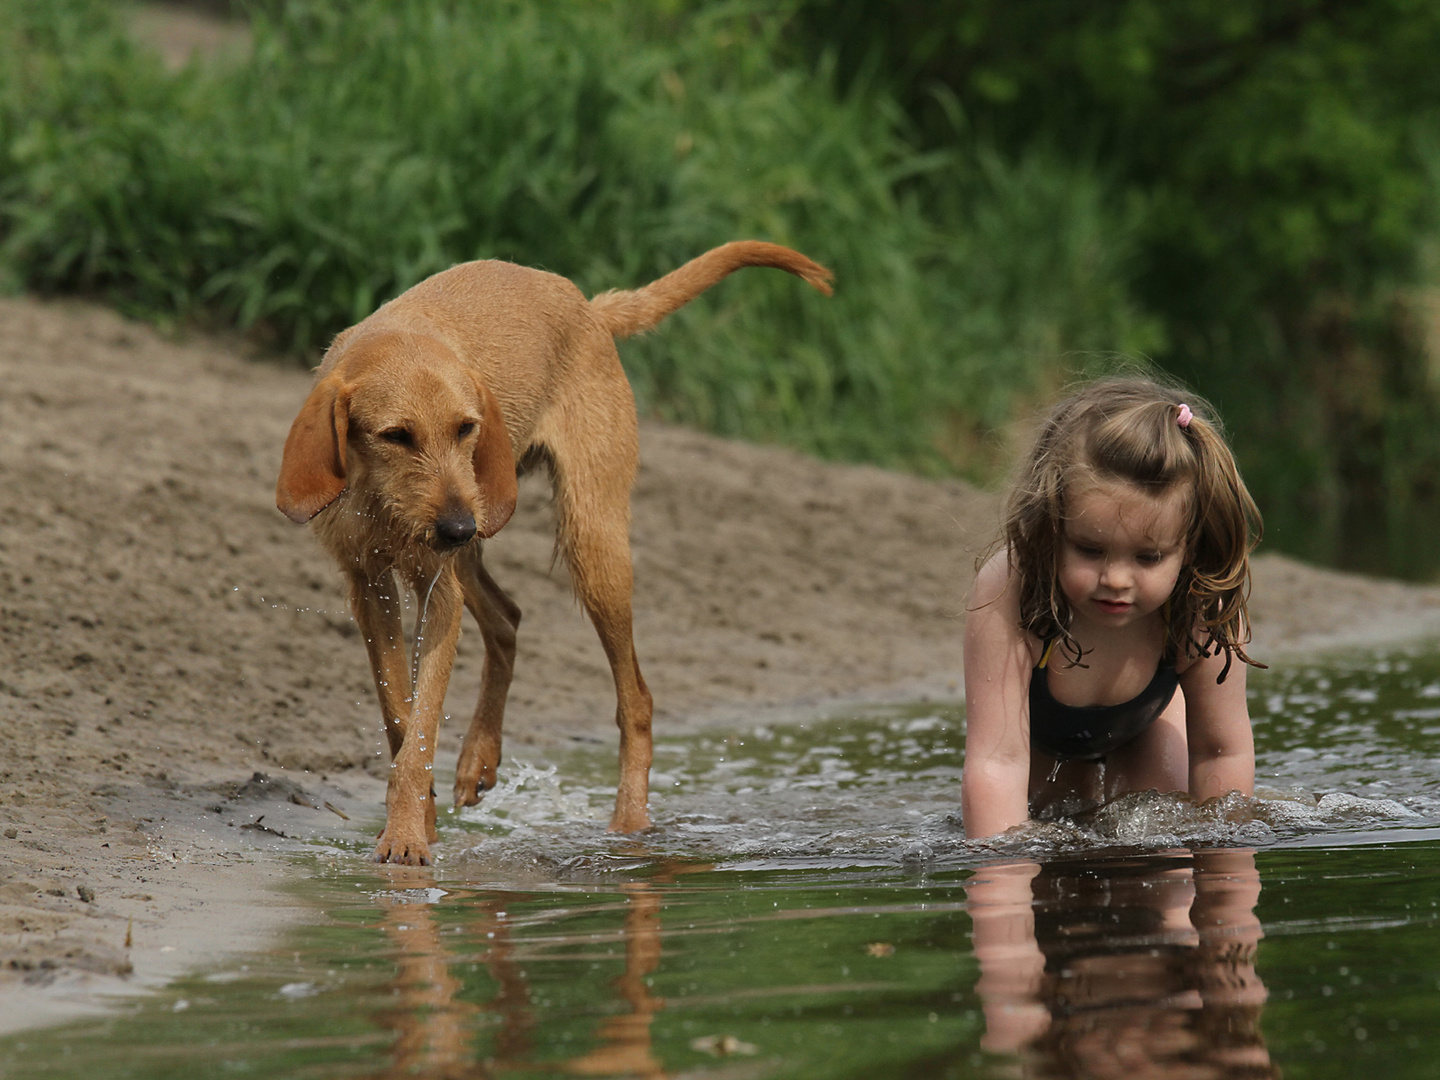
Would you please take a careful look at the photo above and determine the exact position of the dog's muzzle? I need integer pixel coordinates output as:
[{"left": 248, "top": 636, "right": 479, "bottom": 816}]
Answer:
[{"left": 433, "top": 509, "right": 478, "bottom": 549}]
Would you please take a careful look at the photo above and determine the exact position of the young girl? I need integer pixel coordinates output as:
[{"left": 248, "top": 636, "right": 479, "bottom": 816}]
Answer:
[{"left": 963, "top": 376, "right": 1263, "bottom": 838}]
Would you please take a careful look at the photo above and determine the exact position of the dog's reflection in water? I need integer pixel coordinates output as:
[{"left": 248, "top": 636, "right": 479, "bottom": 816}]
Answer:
[
  {"left": 563, "top": 883, "right": 666, "bottom": 1079},
  {"left": 366, "top": 872, "right": 523, "bottom": 1078},
  {"left": 967, "top": 848, "right": 1277, "bottom": 1078},
  {"left": 366, "top": 864, "right": 677, "bottom": 1079}
]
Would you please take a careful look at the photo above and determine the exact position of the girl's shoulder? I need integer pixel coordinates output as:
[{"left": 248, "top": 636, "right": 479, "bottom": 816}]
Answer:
[
  {"left": 966, "top": 550, "right": 1045, "bottom": 664},
  {"left": 969, "top": 549, "right": 1013, "bottom": 604}
]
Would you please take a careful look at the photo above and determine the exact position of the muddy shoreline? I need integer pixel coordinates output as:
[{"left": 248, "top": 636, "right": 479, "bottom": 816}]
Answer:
[{"left": 3, "top": 294, "right": 1440, "bottom": 1032}]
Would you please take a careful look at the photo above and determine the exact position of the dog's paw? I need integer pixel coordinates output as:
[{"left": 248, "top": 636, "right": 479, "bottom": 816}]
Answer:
[
  {"left": 452, "top": 770, "right": 495, "bottom": 809},
  {"left": 606, "top": 807, "right": 652, "bottom": 834},
  {"left": 372, "top": 827, "right": 433, "bottom": 866},
  {"left": 453, "top": 737, "right": 501, "bottom": 808}
]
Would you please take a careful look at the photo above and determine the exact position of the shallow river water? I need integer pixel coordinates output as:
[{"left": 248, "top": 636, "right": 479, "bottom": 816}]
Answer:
[{"left": 6, "top": 646, "right": 1440, "bottom": 1078}]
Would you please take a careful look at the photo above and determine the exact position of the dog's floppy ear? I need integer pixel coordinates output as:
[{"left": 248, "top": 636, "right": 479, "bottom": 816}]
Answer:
[
  {"left": 276, "top": 376, "right": 350, "bottom": 524},
  {"left": 471, "top": 378, "right": 518, "bottom": 538}
]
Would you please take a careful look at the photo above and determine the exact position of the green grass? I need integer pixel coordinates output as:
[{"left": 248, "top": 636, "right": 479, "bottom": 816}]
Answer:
[{"left": 0, "top": 0, "right": 1159, "bottom": 480}]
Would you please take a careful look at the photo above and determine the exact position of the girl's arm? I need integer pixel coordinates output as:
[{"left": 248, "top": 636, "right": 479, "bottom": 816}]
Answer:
[
  {"left": 962, "top": 555, "right": 1035, "bottom": 838},
  {"left": 1179, "top": 645, "right": 1255, "bottom": 800}
]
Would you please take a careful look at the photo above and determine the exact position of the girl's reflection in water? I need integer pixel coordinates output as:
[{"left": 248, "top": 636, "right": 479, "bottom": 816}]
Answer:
[{"left": 966, "top": 848, "right": 1277, "bottom": 1078}]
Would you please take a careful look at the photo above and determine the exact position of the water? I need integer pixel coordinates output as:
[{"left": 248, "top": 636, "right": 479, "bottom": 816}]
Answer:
[
  {"left": 6, "top": 646, "right": 1440, "bottom": 1077},
  {"left": 407, "top": 562, "right": 447, "bottom": 706}
]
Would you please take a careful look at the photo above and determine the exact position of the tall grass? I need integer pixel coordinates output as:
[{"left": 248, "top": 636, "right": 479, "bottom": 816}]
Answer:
[{"left": 0, "top": 0, "right": 1159, "bottom": 478}]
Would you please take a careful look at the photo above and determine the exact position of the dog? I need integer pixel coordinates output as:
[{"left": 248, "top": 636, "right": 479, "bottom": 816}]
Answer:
[{"left": 276, "top": 241, "right": 832, "bottom": 864}]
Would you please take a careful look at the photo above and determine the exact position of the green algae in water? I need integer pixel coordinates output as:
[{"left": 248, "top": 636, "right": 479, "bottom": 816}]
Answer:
[{"left": 6, "top": 648, "right": 1440, "bottom": 1077}]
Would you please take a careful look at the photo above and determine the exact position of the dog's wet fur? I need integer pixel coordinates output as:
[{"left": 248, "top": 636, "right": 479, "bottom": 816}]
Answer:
[{"left": 277, "top": 242, "right": 832, "bottom": 864}]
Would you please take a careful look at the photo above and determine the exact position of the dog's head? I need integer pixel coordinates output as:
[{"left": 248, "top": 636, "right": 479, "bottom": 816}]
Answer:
[{"left": 276, "top": 332, "right": 518, "bottom": 549}]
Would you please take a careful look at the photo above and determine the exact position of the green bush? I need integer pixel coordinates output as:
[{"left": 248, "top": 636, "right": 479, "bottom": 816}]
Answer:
[
  {"left": 0, "top": 0, "right": 1157, "bottom": 480},
  {"left": 787, "top": 0, "right": 1440, "bottom": 574}
]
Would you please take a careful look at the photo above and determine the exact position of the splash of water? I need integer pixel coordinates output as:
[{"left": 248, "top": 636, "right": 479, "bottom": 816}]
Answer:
[
  {"left": 444, "top": 652, "right": 1440, "bottom": 878},
  {"left": 457, "top": 761, "right": 609, "bottom": 832},
  {"left": 407, "top": 563, "right": 447, "bottom": 704}
]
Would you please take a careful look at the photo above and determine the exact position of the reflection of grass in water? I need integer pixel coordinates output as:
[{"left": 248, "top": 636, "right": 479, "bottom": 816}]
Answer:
[
  {"left": 0, "top": 857, "right": 991, "bottom": 1079},
  {"left": 7, "top": 843, "right": 1440, "bottom": 1078},
  {"left": 1256, "top": 841, "right": 1440, "bottom": 1071}
]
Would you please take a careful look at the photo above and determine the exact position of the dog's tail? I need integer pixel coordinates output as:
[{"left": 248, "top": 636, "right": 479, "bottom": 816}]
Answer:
[{"left": 589, "top": 240, "right": 833, "bottom": 340}]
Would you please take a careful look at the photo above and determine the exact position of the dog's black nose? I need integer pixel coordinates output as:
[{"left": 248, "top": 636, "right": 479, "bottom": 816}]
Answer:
[{"left": 434, "top": 510, "right": 477, "bottom": 548}]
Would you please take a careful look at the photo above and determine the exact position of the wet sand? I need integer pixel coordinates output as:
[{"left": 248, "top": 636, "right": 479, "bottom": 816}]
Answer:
[{"left": 3, "top": 294, "right": 1440, "bottom": 1032}]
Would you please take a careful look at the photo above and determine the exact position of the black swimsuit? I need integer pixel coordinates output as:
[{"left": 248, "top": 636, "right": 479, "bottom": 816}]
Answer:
[{"left": 1028, "top": 639, "right": 1179, "bottom": 762}]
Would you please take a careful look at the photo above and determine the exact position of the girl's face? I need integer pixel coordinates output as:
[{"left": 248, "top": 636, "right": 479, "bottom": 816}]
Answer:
[{"left": 1058, "top": 479, "right": 1188, "bottom": 630}]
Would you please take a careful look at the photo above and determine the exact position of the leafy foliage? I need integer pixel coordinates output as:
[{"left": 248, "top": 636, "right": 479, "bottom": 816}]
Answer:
[
  {"left": 5, "top": 0, "right": 1440, "bottom": 573},
  {"left": 789, "top": 0, "right": 1440, "bottom": 572},
  {"left": 0, "top": 0, "right": 1156, "bottom": 478}
]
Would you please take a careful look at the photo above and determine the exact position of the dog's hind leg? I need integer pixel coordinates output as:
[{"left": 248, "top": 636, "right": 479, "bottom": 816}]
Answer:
[
  {"left": 571, "top": 526, "right": 653, "bottom": 834},
  {"left": 453, "top": 548, "right": 522, "bottom": 808},
  {"left": 548, "top": 439, "right": 653, "bottom": 833}
]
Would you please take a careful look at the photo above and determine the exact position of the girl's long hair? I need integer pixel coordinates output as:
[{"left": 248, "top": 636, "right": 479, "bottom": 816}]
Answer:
[{"left": 1002, "top": 375, "right": 1263, "bottom": 677}]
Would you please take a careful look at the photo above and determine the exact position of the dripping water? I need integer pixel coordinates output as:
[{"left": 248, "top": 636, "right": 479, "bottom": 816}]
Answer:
[{"left": 408, "top": 562, "right": 448, "bottom": 705}]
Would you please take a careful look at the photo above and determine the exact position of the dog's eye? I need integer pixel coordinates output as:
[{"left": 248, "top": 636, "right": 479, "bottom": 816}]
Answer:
[
  {"left": 378, "top": 428, "right": 414, "bottom": 447},
  {"left": 457, "top": 421, "right": 476, "bottom": 440}
]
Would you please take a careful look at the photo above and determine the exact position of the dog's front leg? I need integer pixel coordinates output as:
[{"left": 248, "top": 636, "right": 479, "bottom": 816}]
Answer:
[
  {"left": 373, "top": 570, "right": 464, "bottom": 866},
  {"left": 351, "top": 570, "right": 414, "bottom": 762}
]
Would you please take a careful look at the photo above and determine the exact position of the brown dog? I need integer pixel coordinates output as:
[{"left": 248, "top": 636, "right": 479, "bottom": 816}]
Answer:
[{"left": 276, "top": 241, "right": 832, "bottom": 864}]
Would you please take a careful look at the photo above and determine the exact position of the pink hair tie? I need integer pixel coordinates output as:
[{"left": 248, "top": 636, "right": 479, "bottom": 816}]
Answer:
[{"left": 1176, "top": 403, "right": 1193, "bottom": 429}]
